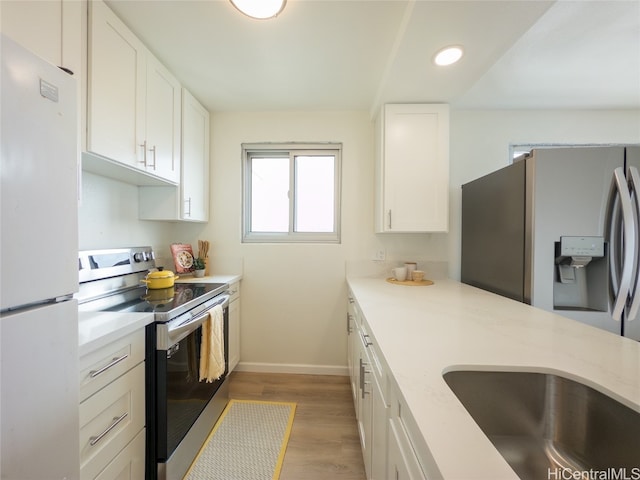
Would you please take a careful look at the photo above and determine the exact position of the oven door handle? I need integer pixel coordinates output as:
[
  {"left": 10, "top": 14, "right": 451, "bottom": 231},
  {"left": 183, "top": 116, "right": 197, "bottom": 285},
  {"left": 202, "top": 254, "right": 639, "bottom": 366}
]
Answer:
[{"left": 161, "top": 294, "right": 230, "bottom": 349}]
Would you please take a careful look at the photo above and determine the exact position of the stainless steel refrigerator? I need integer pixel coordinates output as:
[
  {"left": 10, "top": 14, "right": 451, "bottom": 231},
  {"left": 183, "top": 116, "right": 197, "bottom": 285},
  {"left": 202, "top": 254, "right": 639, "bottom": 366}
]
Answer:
[
  {"left": 461, "top": 146, "right": 640, "bottom": 341},
  {"left": 1, "top": 35, "right": 80, "bottom": 478}
]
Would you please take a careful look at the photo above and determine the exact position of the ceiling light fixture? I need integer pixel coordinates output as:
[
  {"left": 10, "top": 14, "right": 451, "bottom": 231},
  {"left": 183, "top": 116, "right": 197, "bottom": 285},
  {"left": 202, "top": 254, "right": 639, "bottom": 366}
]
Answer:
[
  {"left": 230, "top": 0, "right": 287, "bottom": 19},
  {"left": 433, "top": 46, "right": 464, "bottom": 66}
]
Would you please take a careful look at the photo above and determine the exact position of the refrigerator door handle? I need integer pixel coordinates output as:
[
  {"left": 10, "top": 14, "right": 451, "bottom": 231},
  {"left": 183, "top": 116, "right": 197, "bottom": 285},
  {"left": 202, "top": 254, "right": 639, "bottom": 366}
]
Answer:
[
  {"left": 625, "top": 166, "right": 640, "bottom": 322},
  {"left": 609, "top": 167, "right": 636, "bottom": 322},
  {"left": 609, "top": 193, "right": 621, "bottom": 296}
]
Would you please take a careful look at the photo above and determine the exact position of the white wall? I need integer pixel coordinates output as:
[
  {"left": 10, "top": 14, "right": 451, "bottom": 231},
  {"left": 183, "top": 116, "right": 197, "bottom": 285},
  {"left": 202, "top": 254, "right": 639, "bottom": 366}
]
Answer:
[
  {"left": 200, "top": 111, "right": 377, "bottom": 374},
  {"left": 78, "top": 172, "right": 176, "bottom": 257}
]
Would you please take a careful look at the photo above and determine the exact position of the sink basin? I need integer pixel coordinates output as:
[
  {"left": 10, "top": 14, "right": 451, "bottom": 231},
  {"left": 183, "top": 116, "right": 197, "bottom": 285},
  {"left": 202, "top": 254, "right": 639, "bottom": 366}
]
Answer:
[{"left": 443, "top": 370, "right": 640, "bottom": 479}]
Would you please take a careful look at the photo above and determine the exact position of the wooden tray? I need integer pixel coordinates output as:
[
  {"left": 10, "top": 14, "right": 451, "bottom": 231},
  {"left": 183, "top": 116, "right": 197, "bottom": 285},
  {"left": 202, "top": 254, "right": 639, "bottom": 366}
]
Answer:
[{"left": 386, "top": 277, "right": 434, "bottom": 286}]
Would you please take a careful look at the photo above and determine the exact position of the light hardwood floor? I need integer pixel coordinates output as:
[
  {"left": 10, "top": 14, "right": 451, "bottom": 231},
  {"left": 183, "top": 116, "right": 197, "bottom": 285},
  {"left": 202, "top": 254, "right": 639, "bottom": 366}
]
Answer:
[{"left": 228, "top": 371, "right": 366, "bottom": 480}]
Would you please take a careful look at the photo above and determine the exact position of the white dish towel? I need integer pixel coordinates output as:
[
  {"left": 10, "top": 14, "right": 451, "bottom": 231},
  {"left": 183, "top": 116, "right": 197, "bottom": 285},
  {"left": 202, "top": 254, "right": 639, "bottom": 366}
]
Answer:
[{"left": 199, "top": 304, "right": 225, "bottom": 382}]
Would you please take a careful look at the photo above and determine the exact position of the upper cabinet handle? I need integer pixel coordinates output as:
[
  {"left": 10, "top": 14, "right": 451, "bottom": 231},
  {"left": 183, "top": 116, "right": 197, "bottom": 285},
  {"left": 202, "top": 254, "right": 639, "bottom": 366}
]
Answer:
[
  {"left": 148, "top": 145, "right": 157, "bottom": 170},
  {"left": 139, "top": 140, "right": 147, "bottom": 166}
]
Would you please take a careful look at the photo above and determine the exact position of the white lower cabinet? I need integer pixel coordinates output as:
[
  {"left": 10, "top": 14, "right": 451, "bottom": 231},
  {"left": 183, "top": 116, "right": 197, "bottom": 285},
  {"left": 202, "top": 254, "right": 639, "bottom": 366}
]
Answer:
[
  {"left": 228, "top": 281, "right": 241, "bottom": 372},
  {"left": 387, "top": 383, "right": 427, "bottom": 480},
  {"left": 94, "top": 423, "right": 145, "bottom": 480},
  {"left": 79, "top": 329, "right": 146, "bottom": 480},
  {"left": 371, "top": 373, "right": 389, "bottom": 479},
  {"left": 349, "top": 290, "right": 390, "bottom": 480},
  {"left": 348, "top": 292, "right": 428, "bottom": 480},
  {"left": 347, "top": 294, "right": 359, "bottom": 405},
  {"left": 388, "top": 419, "right": 427, "bottom": 480},
  {"left": 357, "top": 330, "right": 374, "bottom": 477}
]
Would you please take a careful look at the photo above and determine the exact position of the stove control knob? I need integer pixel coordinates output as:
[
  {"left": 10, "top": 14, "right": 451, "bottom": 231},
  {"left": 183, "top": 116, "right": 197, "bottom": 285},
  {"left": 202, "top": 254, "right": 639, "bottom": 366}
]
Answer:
[{"left": 133, "top": 252, "right": 147, "bottom": 262}]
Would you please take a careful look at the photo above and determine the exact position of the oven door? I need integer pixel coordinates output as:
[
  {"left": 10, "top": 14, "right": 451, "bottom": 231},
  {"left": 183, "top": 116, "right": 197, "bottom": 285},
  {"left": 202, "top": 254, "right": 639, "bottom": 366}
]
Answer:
[{"left": 147, "top": 295, "right": 229, "bottom": 477}]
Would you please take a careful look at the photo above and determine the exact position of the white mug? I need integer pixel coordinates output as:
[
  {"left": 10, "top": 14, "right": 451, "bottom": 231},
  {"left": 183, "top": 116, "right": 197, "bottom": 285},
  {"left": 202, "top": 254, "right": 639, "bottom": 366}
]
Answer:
[
  {"left": 404, "top": 262, "right": 417, "bottom": 278},
  {"left": 392, "top": 267, "right": 407, "bottom": 281}
]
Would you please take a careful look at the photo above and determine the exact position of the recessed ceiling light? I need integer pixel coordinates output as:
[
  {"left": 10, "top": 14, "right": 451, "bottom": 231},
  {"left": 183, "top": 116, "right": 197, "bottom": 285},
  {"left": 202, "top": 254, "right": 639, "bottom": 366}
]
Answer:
[
  {"left": 230, "top": 0, "right": 287, "bottom": 19},
  {"left": 433, "top": 46, "right": 464, "bottom": 66}
]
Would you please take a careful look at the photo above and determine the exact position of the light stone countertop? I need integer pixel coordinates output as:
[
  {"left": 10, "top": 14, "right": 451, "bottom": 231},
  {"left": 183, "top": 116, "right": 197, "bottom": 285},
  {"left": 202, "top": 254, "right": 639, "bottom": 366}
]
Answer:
[
  {"left": 346, "top": 276, "right": 640, "bottom": 479},
  {"left": 175, "top": 273, "right": 242, "bottom": 285},
  {"left": 78, "top": 311, "right": 154, "bottom": 357}
]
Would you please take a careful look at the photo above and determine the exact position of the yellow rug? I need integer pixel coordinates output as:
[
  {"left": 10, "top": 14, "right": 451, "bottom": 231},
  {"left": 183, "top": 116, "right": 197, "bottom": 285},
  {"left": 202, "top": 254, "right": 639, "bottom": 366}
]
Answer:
[{"left": 184, "top": 399, "right": 297, "bottom": 480}]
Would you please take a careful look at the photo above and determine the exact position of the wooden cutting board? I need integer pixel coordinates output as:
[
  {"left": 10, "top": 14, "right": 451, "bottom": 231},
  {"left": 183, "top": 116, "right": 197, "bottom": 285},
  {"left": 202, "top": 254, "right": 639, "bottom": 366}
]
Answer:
[{"left": 386, "top": 278, "right": 434, "bottom": 286}]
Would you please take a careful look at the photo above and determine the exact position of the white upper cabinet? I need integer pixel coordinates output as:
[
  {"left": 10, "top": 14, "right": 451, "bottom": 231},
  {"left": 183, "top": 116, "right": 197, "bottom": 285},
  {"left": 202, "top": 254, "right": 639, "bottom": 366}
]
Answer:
[
  {"left": 86, "top": 0, "right": 180, "bottom": 185},
  {"left": 0, "top": 0, "right": 81, "bottom": 75},
  {"left": 181, "top": 88, "right": 210, "bottom": 221},
  {"left": 87, "top": 0, "right": 144, "bottom": 169},
  {"left": 375, "top": 104, "right": 449, "bottom": 233},
  {"left": 138, "top": 88, "right": 210, "bottom": 222},
  {"left": 144, "top": 55, "right": 182, "bottom": 183}
]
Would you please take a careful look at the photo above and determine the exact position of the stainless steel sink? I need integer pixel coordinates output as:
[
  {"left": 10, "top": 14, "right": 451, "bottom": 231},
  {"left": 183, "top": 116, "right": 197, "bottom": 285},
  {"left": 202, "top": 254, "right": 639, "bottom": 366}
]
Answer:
[{"left": 443, "top": 370, "right": 640, "bottom": 479}]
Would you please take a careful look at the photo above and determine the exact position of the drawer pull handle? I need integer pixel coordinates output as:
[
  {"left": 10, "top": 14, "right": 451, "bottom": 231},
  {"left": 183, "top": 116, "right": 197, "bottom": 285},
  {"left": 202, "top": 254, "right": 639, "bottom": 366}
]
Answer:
[
  {"left": 89, "top": 354, "right": 129, "bottom": 378},
  {"left": 89, "top": 412, "right": 128, "bottom": 446}
]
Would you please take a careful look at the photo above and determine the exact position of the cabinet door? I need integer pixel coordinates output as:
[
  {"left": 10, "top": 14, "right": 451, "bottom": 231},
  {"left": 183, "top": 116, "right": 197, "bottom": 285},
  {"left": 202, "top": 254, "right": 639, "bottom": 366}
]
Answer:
[
  {"left": 1, "top": 0, "right": 62, "bottom": 66},
  {"left": 88, "top": 0, "right": 145, "bottom": 168},
  {"left": 145, "top": 54, "right": 181, "bottom": 182},
  {"left": 347, "top": 296, "right": 359, "bottom": 404},
  {"left": 387, "top": 420, "right": 427, "bottom": 480},
  {"left": 94, "top": 429, "right": 145, "bottom": 480},
  {"left": 376, "top": 104, "right": 449, "bottom": 233},
  {"left": 371, "top": 374, "right": 389, "bottom": 480},
  {"left": 1, "top": 0, "right": 81, "bottom": 75},
  {"left": 80, "top": 363, "right": 145, "bottom": 480},
  {"left": 358, "top": 334, "right": 373, "bottom": 479},
  {"left": 181, "top": 88, "right": 210, "bottom": 221},
  {"left": 228, "top": 297, "right": 241, "bottom": 372}
]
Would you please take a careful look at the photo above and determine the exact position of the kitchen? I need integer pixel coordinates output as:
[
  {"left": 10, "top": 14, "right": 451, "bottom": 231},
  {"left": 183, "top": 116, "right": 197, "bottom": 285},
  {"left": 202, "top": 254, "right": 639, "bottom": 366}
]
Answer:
[{"left": 1, "top": 1, "right": 639, "bottom": 479}]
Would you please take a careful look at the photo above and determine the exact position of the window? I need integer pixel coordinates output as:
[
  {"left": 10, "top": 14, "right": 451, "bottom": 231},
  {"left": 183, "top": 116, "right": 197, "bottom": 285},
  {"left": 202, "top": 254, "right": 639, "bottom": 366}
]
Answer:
[{"left": 243, "top": 143, "right": 342, "bottom": 243}]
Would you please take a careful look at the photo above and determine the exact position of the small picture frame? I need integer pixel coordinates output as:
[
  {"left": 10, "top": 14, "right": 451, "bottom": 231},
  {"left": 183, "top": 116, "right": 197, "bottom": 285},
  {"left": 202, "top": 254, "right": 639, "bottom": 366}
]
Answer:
[{"left": 170, "top": 243, "right": 195, "bottom": 273}]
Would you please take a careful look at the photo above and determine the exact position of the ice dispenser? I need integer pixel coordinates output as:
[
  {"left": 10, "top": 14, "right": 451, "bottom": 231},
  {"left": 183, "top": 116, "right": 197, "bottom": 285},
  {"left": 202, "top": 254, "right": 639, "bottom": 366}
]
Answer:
[{"left": 554, "top": 236, "right": 607, "bottom": 311}]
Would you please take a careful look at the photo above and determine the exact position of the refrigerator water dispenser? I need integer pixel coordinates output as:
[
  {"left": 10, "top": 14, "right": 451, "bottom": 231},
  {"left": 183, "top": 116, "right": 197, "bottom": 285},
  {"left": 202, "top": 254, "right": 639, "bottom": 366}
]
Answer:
[{"left": 554, "top": 236, "right": 607, "bottom": 311}]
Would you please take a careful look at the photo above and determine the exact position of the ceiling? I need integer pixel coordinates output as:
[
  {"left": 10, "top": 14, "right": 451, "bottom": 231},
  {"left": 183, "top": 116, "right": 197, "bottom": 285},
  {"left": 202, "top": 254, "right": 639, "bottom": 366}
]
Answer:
[{"left": 106, "top": 0, "right": 640, "bottom": 115}]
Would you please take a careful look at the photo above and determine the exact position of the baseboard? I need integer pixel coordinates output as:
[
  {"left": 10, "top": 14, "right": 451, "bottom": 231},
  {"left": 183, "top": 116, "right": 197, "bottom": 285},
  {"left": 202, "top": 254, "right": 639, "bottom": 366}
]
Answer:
[{"left": 235, "top": 362, "right": 348, "bottom": 376}]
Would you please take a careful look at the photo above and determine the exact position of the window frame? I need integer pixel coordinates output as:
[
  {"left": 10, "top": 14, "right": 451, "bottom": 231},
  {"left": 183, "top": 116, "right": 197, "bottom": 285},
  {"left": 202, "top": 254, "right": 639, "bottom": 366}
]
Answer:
[{"left": 242, "top": 143, "right": 342, "bottom": 244}]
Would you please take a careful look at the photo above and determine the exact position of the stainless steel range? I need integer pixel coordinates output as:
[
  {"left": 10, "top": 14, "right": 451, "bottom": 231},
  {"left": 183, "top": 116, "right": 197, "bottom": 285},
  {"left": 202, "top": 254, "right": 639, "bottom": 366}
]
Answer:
[{"left": 77, "top": 247, "right": 230, "bottom": 480}]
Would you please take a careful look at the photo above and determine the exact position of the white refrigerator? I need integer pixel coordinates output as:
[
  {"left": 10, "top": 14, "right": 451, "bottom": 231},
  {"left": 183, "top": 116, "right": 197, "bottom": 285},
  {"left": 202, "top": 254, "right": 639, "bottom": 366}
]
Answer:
[{"left": 1, "top": 34, "right": 80, "bottom": 479}]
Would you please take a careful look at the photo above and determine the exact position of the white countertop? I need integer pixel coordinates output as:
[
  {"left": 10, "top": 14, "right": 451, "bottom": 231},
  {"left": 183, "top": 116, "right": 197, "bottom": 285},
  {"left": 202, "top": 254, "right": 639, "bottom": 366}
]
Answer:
[
  {"left": 175, "top": 273, "right": 242, "bottom": 285},
  {"left": 78, "top": 311, "right": 154, "bottom": 357},
  {"left": 346, "top": 276, "right": 640, "bottom": 479},
  {"left": 78, "top": 274, "right": 241, "bottom": 356}
]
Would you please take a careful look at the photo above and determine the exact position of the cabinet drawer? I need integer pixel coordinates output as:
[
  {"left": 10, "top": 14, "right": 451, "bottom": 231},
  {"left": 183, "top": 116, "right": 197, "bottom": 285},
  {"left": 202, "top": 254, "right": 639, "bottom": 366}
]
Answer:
[
  {"left": 228, "top": 281, "right": 240, "bottom": 302},
  {"left": 94, "top": 429, "right": 145, "bottom": 480},
  {"left": 388, "top": 419, "right": 427, "bottom": 480},
  {"left": 79, "top": 329, "right": 145, "bottom": 402},
  {"left": 80, "top": 362, "right": 145, "bottom": 480}
]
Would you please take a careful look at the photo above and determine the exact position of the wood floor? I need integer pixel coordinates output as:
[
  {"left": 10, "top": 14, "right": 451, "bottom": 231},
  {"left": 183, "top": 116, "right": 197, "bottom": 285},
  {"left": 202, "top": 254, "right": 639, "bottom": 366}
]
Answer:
[{"left": 228, "top": 371, "right": 366, "bottom": 480}]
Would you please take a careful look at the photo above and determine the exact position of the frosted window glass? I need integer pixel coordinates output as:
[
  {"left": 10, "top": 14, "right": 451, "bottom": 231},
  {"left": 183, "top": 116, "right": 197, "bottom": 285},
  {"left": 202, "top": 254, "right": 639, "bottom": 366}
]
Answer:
[
  {"left": 250, "top": 157, "right": 289, "bottom": 232},
  {"left": 295, "top": 156, "right": 334, "bottom": 232}
]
